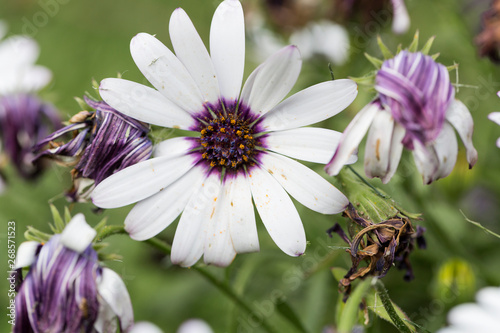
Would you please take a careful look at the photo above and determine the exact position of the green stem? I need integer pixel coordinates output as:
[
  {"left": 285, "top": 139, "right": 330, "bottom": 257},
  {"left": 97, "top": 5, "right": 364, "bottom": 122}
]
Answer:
[
  {"left": 143, "top": 237, "right": 279, "bottom": 333},
  {"left": 97, "top": 225, "right": 127, "bottom": 241},
  {"left": 372, "top": 279, "right": 412, "bottom": 333},
  {"left": 347, "top": 166, "right": 388, "bottom": 199}
]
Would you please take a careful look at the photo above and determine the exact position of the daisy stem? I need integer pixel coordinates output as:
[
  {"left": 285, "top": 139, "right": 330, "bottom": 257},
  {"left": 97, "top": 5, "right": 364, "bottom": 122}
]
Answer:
[
  {"left": 96, "top": 225, "right": 127, "bottom": 241},
  {"left": 143, "top": 237, "right": 280, "bottom": 333}
]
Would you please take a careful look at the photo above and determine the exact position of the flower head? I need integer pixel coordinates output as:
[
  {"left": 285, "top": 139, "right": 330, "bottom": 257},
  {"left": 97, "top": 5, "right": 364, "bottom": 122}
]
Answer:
[
  {"left": 14, "top": 214, "right": 134, "bottom": 332},
  {"left": 0, "top": 29, "right": 61, "bottom": 188},
  {"left": 92, "top": 0, "right": 358, "bottom": 267},
  {"left": 33, "top": 97, "right": 152, "bottom": 202},
  {"left": 326, "top": 39, "right": 478, "bottom": 184}
]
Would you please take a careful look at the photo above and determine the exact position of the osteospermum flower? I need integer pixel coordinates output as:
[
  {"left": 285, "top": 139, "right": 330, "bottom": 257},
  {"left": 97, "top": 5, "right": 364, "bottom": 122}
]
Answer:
[
  {"left": 33, "top": 96, "right": 152, "bottom": 202},
  {"left": 436, "top": 286, "right": 500, "bottom": 333},
  {"left": 14, "top": 214, "right": 134, "bottom": 332},
  {"left": 326, "top": 50, "right": 478, "bottom": 184},
  {"left": 0, "top": 24, "right": 60, "bottom": 191},
  {"left": 92, "top": 0, "right": 358, "bottom": 267}
]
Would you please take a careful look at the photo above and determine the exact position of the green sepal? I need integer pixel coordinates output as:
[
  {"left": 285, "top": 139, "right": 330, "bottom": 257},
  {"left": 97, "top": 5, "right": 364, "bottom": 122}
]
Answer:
[
  {"left": 377, "top": 35, "right": 394, "bottom": 59},
  {"left": 420, "top": 36, "right": 436, "bottom": 55},
  {"left": 431, "top": 52, "right": 440, "bottom": 60},
  {"left": 74, "top": 96, "right": 90, "bottom": 111},
  {"left": 348, "top": 73, "right": 376, "bottom": 86},
  {"left": 24, "top": 226, "right": 52, "bottom": 243},
  {"left": 407, "top": 31, "right": 419, "bottom": 52},
  {"left": 364, "top": 52, "right": 384, "bottom": 69},
  {"left": 447, "top": 63, "right": 459, "bottom": 72},
  {"left": 49, "top": 204, "right": 65, "bottom": 233}
]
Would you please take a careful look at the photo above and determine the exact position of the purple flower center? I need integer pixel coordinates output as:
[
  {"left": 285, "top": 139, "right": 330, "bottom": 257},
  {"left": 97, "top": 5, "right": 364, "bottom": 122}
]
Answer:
[
  {"left": 375, "top": 51, "right": 454, "bottom": 149},
  {"left": 196, "top": 100, "right": 264, "bottom": 172}
]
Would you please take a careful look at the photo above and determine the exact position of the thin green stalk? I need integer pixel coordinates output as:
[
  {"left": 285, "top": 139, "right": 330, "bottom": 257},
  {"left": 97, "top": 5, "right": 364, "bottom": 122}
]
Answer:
[
  {"left": 143, "top": 237, "right": 279, "bottom": 333},
  {"left": 97, "top": 225, "right": 127, "bottom": 241},
  {"left": 347, "top": 166, "right": 388, "bottom": 199},
  {"left": 372, "top": 279, "right": 412, "bottom": 333}
]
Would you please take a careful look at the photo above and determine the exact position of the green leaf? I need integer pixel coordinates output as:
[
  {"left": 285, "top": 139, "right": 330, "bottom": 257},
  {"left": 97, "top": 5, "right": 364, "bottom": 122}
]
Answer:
[
  {"left": 377, "top": 35, "right": 394, "bottom": 59},
  {"left": 366, "top": 288, "right": 415, "bottom": 332},
  {"left": 408, "top": 31, "right": 419, "bottom": 52},
  {"left": 364, "top": 52, "right": 384, "bottom": 69},
  {"left": 276, "top": 299, "right": 309, "bottom": 333},
  {"left": 337, "top": 278, "right": 372, "bottom": 333},
  {"left": 420, "top": 36, "right": 435, "bottom": 55}
]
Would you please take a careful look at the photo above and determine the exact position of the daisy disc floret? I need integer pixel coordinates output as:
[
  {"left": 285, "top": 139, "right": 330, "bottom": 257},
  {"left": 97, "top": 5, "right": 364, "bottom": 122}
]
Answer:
[
  {"left": 326, "top": 35, "right": 478, "bottom": 184},
  {"left": 92, "top": 0, "right": 358, "bottom": 267}
]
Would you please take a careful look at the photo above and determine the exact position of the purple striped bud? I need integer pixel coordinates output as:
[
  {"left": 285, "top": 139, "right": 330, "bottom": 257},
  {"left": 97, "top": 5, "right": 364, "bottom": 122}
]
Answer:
[
  {"left": 14, "top": 214, "right": 134, "bottom": 333},
  {"left": 375, "top": 51, "right": 454, "bottom": 149},
  {"left": 34, "top": 97, "right": 152, "bottom": 202},
  {"left": 0, "top": 94, "right": 61, "bottom": 180}
]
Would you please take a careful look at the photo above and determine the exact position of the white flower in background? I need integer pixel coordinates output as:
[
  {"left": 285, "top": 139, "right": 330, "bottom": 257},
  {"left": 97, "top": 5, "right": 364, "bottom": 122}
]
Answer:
[
  {"left": 131, "top": 322, "right": 164, "bottom": 333},
  {"left": 488, "top": 91, "right": 500, "bottom": 147},
  {"left": 437, "top": 286, "right": 500, "bottom": 333},
  {"left": 391, "top": 0, "right": 411, "bottom": 34},
  {"left": 92, "top": 0, "right": 358, "bottom": 267},
  {"left": 177, "top": 319, "right": 214, "bottom": 333}
]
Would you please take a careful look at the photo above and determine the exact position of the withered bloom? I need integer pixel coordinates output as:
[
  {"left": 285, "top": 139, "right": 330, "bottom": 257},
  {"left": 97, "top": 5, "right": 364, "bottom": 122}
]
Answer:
[
  {"left": 33, "top": 96, "right": 152, "bottom": 202},
  {"left": 476, "top": 0, "right": 500, "bottom": 63},
  {"left": 329, "top": 203, "right": 425, "bottom": 296}
]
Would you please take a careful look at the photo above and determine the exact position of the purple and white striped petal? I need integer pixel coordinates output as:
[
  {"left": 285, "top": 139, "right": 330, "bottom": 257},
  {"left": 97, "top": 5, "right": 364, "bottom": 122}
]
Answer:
[
  {"left": 412, "top": 141, "right": 439, "bottom": 185},
  {"left": 210, "top": 0, "right": 245, "bottom": 102},
  {"left": 432, "top": 122, "right": 458, "bottom": 180}
]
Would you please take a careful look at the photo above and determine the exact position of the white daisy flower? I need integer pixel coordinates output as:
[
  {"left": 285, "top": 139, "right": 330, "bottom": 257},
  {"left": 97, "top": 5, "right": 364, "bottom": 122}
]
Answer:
[
  {"left": 177, "top": 319, "right": 213, "bottom": 333},
  {"left": 92, "top": 0, "right": 358, "bottom": 267},
  {"left": 0, "top": 22, "right": 52, "bottom": 95},
  {"left": 437, "top": 286, "right": 500, "bottom": 333}
]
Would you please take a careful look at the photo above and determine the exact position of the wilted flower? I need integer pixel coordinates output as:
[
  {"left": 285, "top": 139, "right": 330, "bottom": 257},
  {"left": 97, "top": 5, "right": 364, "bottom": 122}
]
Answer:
[
  {"left": 475, "top": 0, "right": 500, "bottom": 63},
  {"left": 92, "top": 0, "right": 357, "bottom": 267},
  {"left": 488, "top": 91, "right": 500, "bottom": 147},
  {"left": 334, "top": 0, "right": 410, "bottom": 35},
  {"left": 0, "top": 26, "right": 61, "bottom": 191},
  {"left": 329, "top": 203, "right": 425, "bottom": 295},
  {"left": 326, "top": 39, "right": 478, "bottom": 184},
  {"left": 14, "top": 214, "right": 134, "bottom": 332},
  {"left": 33, "top": 96, "right": 152, "bottom": 202},
  {"left": 436, "top": 286, "right": 500, "bottom": 333}
]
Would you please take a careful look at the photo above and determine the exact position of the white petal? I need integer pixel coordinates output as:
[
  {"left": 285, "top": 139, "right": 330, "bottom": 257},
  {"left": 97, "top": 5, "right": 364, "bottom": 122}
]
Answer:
[
  {"left": 130, "top": 33, "right": 204, "bottom": 113},
  {"left": 60, "top": 213, "right": 96, "bottom": 253},
  {"left": 203, "top": 182, "right": 237, "bottom": 266},
  {"left": 265, "top": 127, "right": 343, "bottom": 164},
  {"left": 381, "top": 122, "right": 405, "bottom": 184},
  {"left": 169, "top": 8, "right": 220, "bottom": 103},
  {"left": 227, "top": 174, "right": 259, "bottom": 253},
  {"left": 177, "top": 319, "right": 214, "bottom": 333},
  {"left": 210, "top": 0, "right": 245, "bottom": 102},
  {"left": 313, "top": 22, "right": 350, "bottom": 65},
  {"left": 0, "top": 36, "right": 39, "bottom": 68},
  {"left": 100, "top": 78, "right": 195, "bottom": 130},
  {"left": 170, "top": 173, "right": 220, "bottom": 267},
  {"left": 97, "top": 268, "right": 134, "bottom": 331},
  {"left": 19, "top": 65, "right": 52, "bottom": 92},
  {"left": 260, "top": 152, "right": 348, "bottom": 214},
  {"left": 488, "top": 112, "right": 500, "bottom": 126},
  {"left": 125, "top": 166, "right": 205, "bottom": 241},
  {"left": 325, "top": 102, "right": 380, "bottom": 176},
  {"left": 412, "top": 141, "right": 439, "bottom": 185},
  {"left": 131, "top": 322, "right": 164, "bottom": 333},
  {"left": 447, "top": 304, "right": 499, "bottom": 330},
  {"left": 92, "top": 154, "right": 198, "bottom": 209},
  {"left": 445, "top": 99, "right": 478, "bottom": 168},
  {"left": 261, "top": 79, "right": 358, "bottom": 131},
  {"left": 240, "top": 46, "right": 301, "bottom": 115},
  {"left": 477, "top": 287, "right": 500, "bottom": 317},
  {"left": 364, "top": 111, "right": 394, "bottom": 179},
  {"left": 15, "top": 241, "right": 40, "bottom": 269},
  {"left": 391, "top": 0, "right": 411, "bottom": 34},
  {"left": 153, "top": 137, "right": 196, "bottom": 158},
  {"left": 248, "top": 166, "right": 306, "bottom": 256},
  {"left": 433, "top": 122, "right": 458, "bottom": 180}
]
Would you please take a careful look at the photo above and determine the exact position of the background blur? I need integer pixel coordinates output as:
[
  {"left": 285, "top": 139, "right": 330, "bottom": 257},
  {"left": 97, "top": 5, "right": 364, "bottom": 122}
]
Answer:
[{"left": 1, "top": 0, "right": 500, "bottom": 332}]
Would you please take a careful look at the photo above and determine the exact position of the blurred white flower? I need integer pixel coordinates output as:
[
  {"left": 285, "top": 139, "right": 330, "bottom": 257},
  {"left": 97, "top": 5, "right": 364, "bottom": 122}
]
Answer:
[
  {"left": 437, "top": 286, "right": 500, "bottom": 333},
  {"left": 177, "top": 319, "right": 213, "bottom": 333},
  {"left": 488, "top": 91, "right": 500, "bottom": 147},
  {"left": 130, "top": 322, "right": 164, "bottom": 333}
]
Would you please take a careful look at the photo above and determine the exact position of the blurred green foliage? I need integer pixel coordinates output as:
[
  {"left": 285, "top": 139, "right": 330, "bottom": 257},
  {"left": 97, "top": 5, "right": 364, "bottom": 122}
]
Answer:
[{"left": 2, "top": 0, "right": 500, "bottom": 332}]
